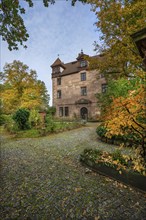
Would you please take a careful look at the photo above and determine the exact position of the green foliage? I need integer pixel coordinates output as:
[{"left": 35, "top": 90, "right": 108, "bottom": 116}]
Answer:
[
  {"left": 45, "top": 114, "right": 56, "bottom": 132},
  {"left": 29, "top": 109, "right": 42, "bottom": 128},
  {"left": 5, "top": 122, "right": 19, "bottom": 134},
  {"left": 96, "top": 125, "right": 107, "bottom": 137},
  {"left": 112, "top": 150, "right": 127, "bottom": 166},
  {"left": 0, "top": 0, "right": 55, "bottom": 50},
  {"left": 0, "top": 0, "right": 29, "bottom": 50},
  {"left": 80, "top": 148, "right": 102, "bottom": 163},
  {"left": 122, "top": 131, "right": 142, "bottom": 145},
  {"left": 1, "top": 114, "right": 19, "bottom": 133},
  {"left": 0, "top": 115, "right": 14, "bottom": 134},
  {"left": 80, "top": 148, "right": 146, "bottom": 175},
  {"left": 12, "top": 108, "right": 30, "bottom": 130},
  {"left": 46, "top": 106, "right": 56, "bottom": 116},
  {"left": 107, "top": 77, "right": 140, "bottom": 98},
  {"left": 96, "top": 77, "right": 140, "bottom": 115},
  {"left": 2, "top": 114, "right": 13, "bottom": 125},
  {"left": 15, "top": 129, "right": 40, "bottom": 138},
  {"left": 0, "top": 114, "right": 7, "bottom": 125},
  {"left": 2, "top": 113, "right": 82, "bottom": 137},
  {"left": 96, "top": 124, "right": 142, "bottom": 147},
  {"left": 37, "top": 80, "right": 50, "bottom": 110},
  {"left": 45, "top": 116, "right": 81, "bottom": 133}
]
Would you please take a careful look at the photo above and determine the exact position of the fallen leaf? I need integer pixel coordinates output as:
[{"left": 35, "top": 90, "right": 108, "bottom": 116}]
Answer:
[
  {"left": 95, "top": 216, "right": 100, "bottom": 220},
  {"left": 75, "top": 187, "right": 82, "bottom": 192}
]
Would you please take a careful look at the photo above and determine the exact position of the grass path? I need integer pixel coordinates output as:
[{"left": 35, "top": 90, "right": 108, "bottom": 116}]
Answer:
[{"left": 0, "top": 124, "right": 146, "bottom": 219}]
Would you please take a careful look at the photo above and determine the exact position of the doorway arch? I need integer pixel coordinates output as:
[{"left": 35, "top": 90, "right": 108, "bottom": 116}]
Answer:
[{"left": 80, "top": 107, "right": 88, "bottom": 120}]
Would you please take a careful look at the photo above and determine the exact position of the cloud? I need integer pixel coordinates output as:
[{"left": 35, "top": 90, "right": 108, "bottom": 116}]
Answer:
[{"left": 1, "top": 1, "right": 100, "bottom": 105}]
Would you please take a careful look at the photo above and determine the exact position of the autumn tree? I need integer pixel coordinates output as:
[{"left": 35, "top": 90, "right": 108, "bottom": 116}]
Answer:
[
  {"left": 1, "top": 60, "right": 50, "bottom": 114},
  {"left": 88, "top": 0, "right": 146, "bottom": 78},
  {"left": 96, "top": 76, "right": 142, "bottom": 117},
  {"left": 0, "top": 0, "right": 87, "bottom": 50},
  {"left": 90, "top": 0, "right": 146, "bottom": 165},
  {"left": 104, "top": 83, "right": 146, "bottom": 161}
]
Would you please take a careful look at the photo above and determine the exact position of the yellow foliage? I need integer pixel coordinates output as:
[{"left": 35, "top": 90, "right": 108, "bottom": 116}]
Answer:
[
  {"left": 96, "top": 150, "right": 146, "bottom": 175},
  {"left": 1, "top": 61, "right": 49, "bottom": 113},
  {"left": 88, "top": 0, "right": 146, "bottom": 78},
  {"left": 105, "top": 84, "right": 145, "bottom": 139}
]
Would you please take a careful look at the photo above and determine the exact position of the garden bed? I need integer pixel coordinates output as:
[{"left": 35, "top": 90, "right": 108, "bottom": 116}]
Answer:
[
  {"left": 1, "top": 121, "right": 82, "bottom": 138},
  {"left": 81, "top": 160, "right": 146, "bottom": 192},
  {"left": 80, "top": 149, "right": 146, "bottom": 192}
]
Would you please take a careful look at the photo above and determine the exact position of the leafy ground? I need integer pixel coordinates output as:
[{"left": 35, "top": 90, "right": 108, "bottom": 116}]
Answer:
[{"left": 0, "top": 123, "right": 146, "bottom": 220}]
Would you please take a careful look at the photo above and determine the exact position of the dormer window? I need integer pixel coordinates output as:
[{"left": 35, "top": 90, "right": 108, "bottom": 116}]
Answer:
[
  {"left": 53, "top": 67, "right": 60, "bottom": 73},
  {"left": 51, "top": 58, "right": 65, "bottom": 74},
  {"left": 80, "top": 60, "right": 86, "bottom": 67}
]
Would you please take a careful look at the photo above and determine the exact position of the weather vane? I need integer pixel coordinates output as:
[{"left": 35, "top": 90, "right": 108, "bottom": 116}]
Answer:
[{"left": 57, "top": 53, "right": 64, "bottom": 58}]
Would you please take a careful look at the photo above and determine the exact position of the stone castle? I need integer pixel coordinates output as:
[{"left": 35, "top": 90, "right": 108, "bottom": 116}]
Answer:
[{"left": 51, "top": 50, "right": 107, "bottom": 120}]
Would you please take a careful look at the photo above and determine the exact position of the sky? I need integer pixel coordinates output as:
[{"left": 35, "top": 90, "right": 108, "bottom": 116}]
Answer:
[{"left": 1, "top": 0, "right": 100, "bottom": 105}]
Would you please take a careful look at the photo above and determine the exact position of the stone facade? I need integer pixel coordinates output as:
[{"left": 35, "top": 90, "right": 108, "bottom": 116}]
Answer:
[{"left": 51, "top": 51, "right": 106, "bottom": 120}]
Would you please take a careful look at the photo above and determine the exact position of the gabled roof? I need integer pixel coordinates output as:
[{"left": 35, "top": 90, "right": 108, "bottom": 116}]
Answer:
[
  {"left": 51, "top": 58, "right": 65, "bottom": 68},
  {"left": 51, "top": 52, "right": 102, "bottom": 77},
  {"left": 61, "top": 61, "right": 80, "bottom": 75}
]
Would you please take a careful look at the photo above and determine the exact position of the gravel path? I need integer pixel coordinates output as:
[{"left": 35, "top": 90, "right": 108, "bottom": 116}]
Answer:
[{"left": 0, "top": 124, "right": 146, "bottom": 220}]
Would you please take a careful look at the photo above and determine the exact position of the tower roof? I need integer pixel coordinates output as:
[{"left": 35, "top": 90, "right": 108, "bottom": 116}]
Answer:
[
  {"left": 51, "top": 51, "right": 103, "bottom": 78},
  {"left": 51, "top": 58, "right": 65, "bottom": 68},
  {"left": 75, "top": 49, "right": 88, "bottom": 61}
]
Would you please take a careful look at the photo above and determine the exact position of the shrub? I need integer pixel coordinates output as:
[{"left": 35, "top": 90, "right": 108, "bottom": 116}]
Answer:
[
  {"left": 12, "top": 108, "right": 30, "bottom": 130},
  {"left": 80, "top": 148, "right": 146, "bottom": 175},
  {"left": 3, "top": 115, "right": 19, "bottom": 133},
  {"left": 96, "top": 124, "right": 143, "bottom": 148},
  {"left": 122, "top": 132, "right": 141, "bottom": 145},
  {"left": 29, "top": 109, "right": 42, "bottom": 128},
  {"left": 46, "top": 106, "right": 56, "bottom": 116},
  {"left": 80, "top": 148, "right": 102, "bottom": 163},
  {"left": 0, "top": 114, "right": 6, "bottom": 125},
  {"left": 96, "top": 125, "right": 107, "bottom": 137},
  {"left": 112, "top": 150, "right": 127, "bottom": 165},
  {"left": 45, "top": 114, "right": 56, "bottom": 132},
  {"left": 0, "top": 114, "right": 12, "bottom": 126}
]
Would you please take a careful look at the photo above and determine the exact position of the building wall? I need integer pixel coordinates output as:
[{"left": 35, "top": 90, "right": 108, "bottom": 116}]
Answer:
[{"left": 52, "top": 70, "right": 106, "bottom": 120}]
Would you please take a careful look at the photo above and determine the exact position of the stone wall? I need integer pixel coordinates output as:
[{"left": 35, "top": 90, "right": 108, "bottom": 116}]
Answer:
[{"left": 52, "top": 70, "right": 106, "bottom": 120}]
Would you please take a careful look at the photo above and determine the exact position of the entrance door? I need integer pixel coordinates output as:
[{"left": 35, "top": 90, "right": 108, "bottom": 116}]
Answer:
[{"left": 80, "top": 107, "right": 88, "bottom": 120}]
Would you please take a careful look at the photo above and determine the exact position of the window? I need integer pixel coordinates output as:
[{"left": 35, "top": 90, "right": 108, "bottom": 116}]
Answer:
[
  {"left": 57, "top": 78, "right": 61, "bottom": 85},
  {"left": 59, "top": 107, "right": 63, "bottom": 117},
  {"left": 102, "top": 84, "right": 108, "bottom": 93},
  {"left": 57, "top": 90, "right": 61, "bottom": 98},
  {"left": 81, "top": 87, "right": 87, "bottom": 96},
  {"left": 59, "top": 107, "right": 69, "bottom": 117},
  {"left": 80, "top": 60, "right": 86, "bottom": 67},
  {"left": 81, "top": 72, "right": 86, "bottom": 81},
  {"left": 53, "top": 67, "right": 60, "bottom": 73},
  {"left": 65, "top": 107, "right": 69, "bottom": 116}
]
